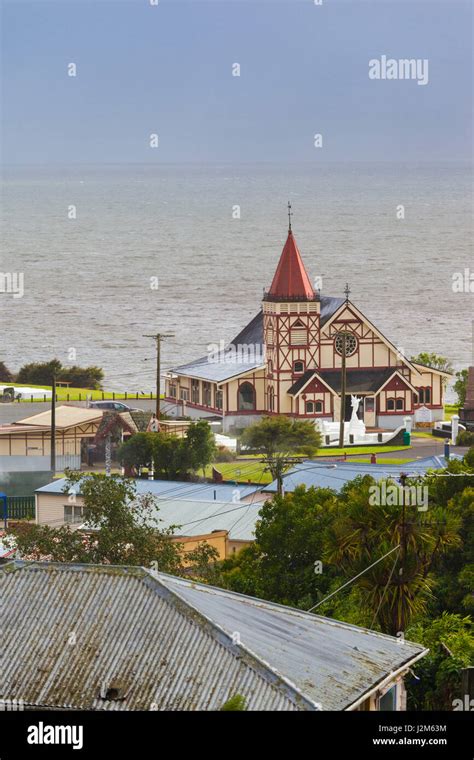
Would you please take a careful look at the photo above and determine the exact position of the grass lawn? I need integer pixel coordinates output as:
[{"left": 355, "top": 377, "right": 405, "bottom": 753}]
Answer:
[{"left": 9, "top": 383, "right": 157, "bottom": 403}]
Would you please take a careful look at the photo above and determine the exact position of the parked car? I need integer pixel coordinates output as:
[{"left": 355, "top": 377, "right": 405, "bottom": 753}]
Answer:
[
  {"left": 433, "top": 420, "right": 466, "bottom": 439},
  {"left": 88, "top": 401, "right": 141, "bottom": 413}
]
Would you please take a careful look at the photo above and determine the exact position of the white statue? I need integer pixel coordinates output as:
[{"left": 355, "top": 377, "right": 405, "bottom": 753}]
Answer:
[
  {"left": 350, "top": 394, "right": 362, "bottom": 421},
  {"left": 348, "top": 394, "right": 366, "bottom": 438}
]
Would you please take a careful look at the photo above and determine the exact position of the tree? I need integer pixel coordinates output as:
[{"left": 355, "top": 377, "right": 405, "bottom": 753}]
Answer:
[
  {"left": 0, "top": 361, "right": 14, "bottom": 383},
  {"left": 17, "top": 359, "right": 62, "bottom": 385},
  {"left": 118, "top": 432, "right": 153, "bottom": 473},
  {"left": 186, "top": 420, "right": 216, "bottom": 477},
  {"left": 63, "top": 365, "right": 104, "bottom": 389},
  {"left": 323, "top": 475, "right": 461, "bottom": 635},
  {"left": 454, "top": 369, "right": 468, "bottom": 407},
  {"left": 410, "top": 352, "right": 453, "bottom": 374},
  {"left": 410, "top": 352, "right": 452, "bottom": 390},
  {"left": 151, "top": 434, "right": 192, "bottom": 480},
  {"left": 241, "top": 416, "right": 321, "bottom": 493},
  {"left": 7, "top": 472, "right": 218, "bottom": 573},
  {"left": 16, "top": 359, "right": 104, "bottom": 388},
  {"left": 406, "top": 613, "right": 474, "bottom": 710}
]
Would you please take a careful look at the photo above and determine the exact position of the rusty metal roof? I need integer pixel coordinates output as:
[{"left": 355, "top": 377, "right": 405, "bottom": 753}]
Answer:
[
  {"left": 0, "top": 562, "right": 312, "bottom": 711},
  {"left": 1, "top": 562, "right": 427, "bottom": 711}
]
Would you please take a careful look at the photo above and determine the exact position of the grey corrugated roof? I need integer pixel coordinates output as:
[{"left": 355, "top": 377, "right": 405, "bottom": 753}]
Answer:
[
  {"left": 265, "top": 457, "right": 449, "bottom": 494},
  {"left": 79, "top": 498, "right": 263, "bottom": 541},
  {"left": 154, "top": 574, "right": 427, "bottom": 710},
  {"left": 1, "top": 562, "right": 427, "bottom": 711},
  {"left": 146, "top": 498, "right": 263, "bottom": 541},
  {"left": 0, "top": 562, "right": 308, "bottom": 712},
  {"left": 36, "top": 477, "right": 260, "bottom": 502}
]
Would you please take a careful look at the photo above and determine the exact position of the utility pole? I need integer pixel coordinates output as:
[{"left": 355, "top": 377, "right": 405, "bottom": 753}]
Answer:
[
  {"left": 338, "top": 283, "right": 351, "bottom": 448},
  {"left": 143, "top": 333, "right": 174, "bottom": 418},
  {"left": 338, "top": 332, "right": 347, "bottom": 448},
  {"left": 51, "top": 373, "right": 56, "bottom": 475}
]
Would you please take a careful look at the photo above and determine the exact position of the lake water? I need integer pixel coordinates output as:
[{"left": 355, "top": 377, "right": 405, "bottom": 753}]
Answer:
[{"left": 1, "top": 162, "right": 472, "bottom": 399}]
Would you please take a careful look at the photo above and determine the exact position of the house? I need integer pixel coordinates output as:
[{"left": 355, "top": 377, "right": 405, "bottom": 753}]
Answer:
[
  {"left": 35, "top": 477, "right": 263, "bottom": 559},
  {"left": 0, "top": 561, "right": 428, "bottom": 710},
  {"left": 165, "top": 218, "right": 450, "bottom": 432}
]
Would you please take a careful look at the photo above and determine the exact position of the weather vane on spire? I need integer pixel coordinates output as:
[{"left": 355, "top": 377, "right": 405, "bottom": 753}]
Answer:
[
  {"left": 344, "top": 282, "right": 351, "bottom": 302},
  {"left": 287, "top": 201, "right": 293, "bottom": 232}
]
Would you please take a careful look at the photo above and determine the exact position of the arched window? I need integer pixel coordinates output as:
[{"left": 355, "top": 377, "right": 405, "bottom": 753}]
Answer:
[
  {"left": 387, "top": 398, "right": 395, "bottom": 411},
  {"left": 396, "top": 398, "right": 404, "bottom": 411},
  {"left": 267, "top": 387, "right": 274, "bottom": 412},
  {"left": 306, "top": 400, "right": 323, "bottom": 415},
  {"left": 238, "top": 382, "right": 255, "bottom": 411},
  {"left": 293, "top": 360, "right": 305, "bottom": 374}
]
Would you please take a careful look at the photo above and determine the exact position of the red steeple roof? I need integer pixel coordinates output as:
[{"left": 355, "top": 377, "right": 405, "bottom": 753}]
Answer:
[{"left": 266, "top": 230, "right": 316, "bottom": 301}]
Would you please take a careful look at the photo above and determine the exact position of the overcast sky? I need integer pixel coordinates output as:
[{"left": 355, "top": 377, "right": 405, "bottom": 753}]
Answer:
[{"left": 2, "top": 0, "right": 472, "bottom": 164}]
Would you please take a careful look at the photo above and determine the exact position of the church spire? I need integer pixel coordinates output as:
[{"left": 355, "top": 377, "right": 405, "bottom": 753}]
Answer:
[{"left": 265, "top": 208, "right": 317, "bottom": 301}]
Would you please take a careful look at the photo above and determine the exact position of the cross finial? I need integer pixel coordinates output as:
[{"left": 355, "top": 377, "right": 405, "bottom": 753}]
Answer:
[
  {"left": 344, "top": 282, "right": 351, "bottom": 302},
  {"left": 287, "top": 201, "right": 293, "bottom": 232}
]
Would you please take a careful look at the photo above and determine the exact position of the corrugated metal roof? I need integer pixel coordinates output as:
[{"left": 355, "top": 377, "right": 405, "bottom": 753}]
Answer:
[
  {"left": 36, "top": 477, "right": 260, "bottom": 502},
  {"left": 16, "top": 406, "right": 103, "bottom": 430},
  {"left": 160, "top": 574, "right": 427, "bottom": 711},
  {"left": 123, "top": 497, "right": 262, "bottom": 541},
  {"left": 1, "top": 562, "right": 427, "bottom": 711},
  {"left": 0, "top": 562, "right": 313, "bottom": 711},
  {"left": 264, "top": 456, "right": 450, "bottom": 493}
]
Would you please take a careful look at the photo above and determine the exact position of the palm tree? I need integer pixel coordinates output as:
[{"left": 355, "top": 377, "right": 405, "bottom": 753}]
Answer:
[{"left": 324, "top": 476, "right": 461, "bottom": 634}]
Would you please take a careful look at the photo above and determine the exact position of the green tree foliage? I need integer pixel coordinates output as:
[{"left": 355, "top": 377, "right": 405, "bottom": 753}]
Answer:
[
  {"left": 8, "top": 472, "right": 218, "bottom": 574},
  {"left": 324, "top": 475, "right": 461, "bottom": 634},
  {"left": 186, "top": 420, "right": 216, "bottom": 477},
  {"left": 241, "top": 415, "right": 321, "bottom": 484},
  {"left": 17, "top": 359, "right": 62, "bottom": 385},
  {"left": 0, "top": 361, "right": 14, "bottom": 382},
  {"left": 454, "top": 369, "right": 468, "bottom": 407},
  {"left": 406, "top": 613, "right": 474, "bottom": 710},
  {"left": 117, "top": 432, "right": 153, "bottom": 471},
  {"left": 16, "top": 359, "right": 104, "bottom": 389},
  {"left": 118, "top": 422, "right": 216, "bottom": 480},
  {"left": 410, "top": 352, "right": 453, "bottom": 374}
]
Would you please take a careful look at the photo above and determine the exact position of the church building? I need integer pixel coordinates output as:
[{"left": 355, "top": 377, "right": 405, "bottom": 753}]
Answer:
[{"left": 164, "top": 215, "right": 449, "bottom": 433}]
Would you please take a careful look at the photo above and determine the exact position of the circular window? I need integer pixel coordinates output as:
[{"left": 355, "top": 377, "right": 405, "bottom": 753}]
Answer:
[{"left": 334, "top": 332, "right": 357, "bottom": 357}]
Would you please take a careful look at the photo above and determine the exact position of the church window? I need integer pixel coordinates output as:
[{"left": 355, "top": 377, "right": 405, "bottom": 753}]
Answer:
[
  {"left": 267, "top": 387, "right": 274, "bottom": 411},
  {"left": 180, "top": 388, "right": 189, "bottom": 402},
  {"left": 268, "top": 359, "right": 273, "bottom": 375},
  {"left": 305, "top": 400, "right": 322, "bottom": 414},
  {"left": 293, "top": 360, "right": 305, "bottom": 374},
  {"left": 169, "top": 383, "right": 177, "bottom": 399},
  {"left": 334, "top": 332, "right": 358, "bottom": 357},
  {"left": 238, "top": 382, "right": 255, "bottom": 411},
  {"left": 216, "top": 389, "right": 223, "bottom": 410},
  {"left": 417, "top": 387, "right": 431, "bottom": 404},
  {"left": 191, "top": 379, "right": 200, "bottom": 404},
  {"left": 396, "top": 398, "right": 404, "bottom": 411},
  {"left": 203, "top": 382, "right": 212, "bottom": 406},
  {"left": 387, "top": 398, "right": 395, "bottom": 411}
]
